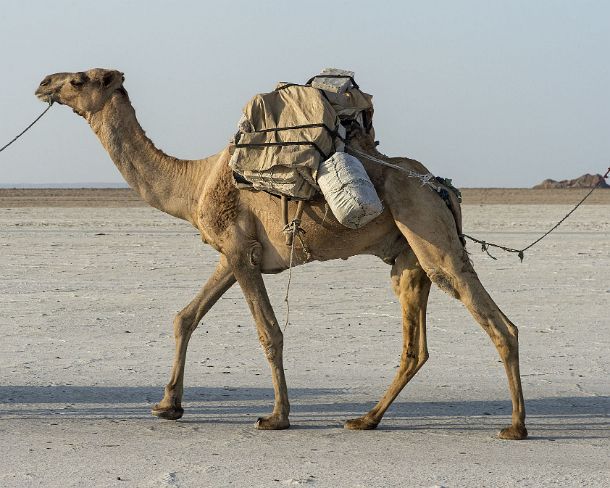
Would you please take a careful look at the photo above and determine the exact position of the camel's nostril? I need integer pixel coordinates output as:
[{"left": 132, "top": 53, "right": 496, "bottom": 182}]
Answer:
[{"left": 40, "top": 79, "right": 50, "bottom": 87}]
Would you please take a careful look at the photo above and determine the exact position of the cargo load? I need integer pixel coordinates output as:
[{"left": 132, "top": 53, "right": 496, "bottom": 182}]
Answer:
[
  {"left": 316, "top": 152, "right": 383, "bottom": 229},
  {"left": 230, "top": 84, "right": 339, "bottom": 200},
  {"left": 229, "top": 69, "right": 382, "bottom": 230}
]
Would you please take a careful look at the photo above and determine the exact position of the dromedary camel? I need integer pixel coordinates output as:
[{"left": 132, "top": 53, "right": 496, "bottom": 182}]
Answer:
[{"left": 35, "top": 68, "right": 527, "bottom": 439}]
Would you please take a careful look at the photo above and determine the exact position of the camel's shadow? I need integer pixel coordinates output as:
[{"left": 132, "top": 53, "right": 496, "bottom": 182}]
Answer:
[{"left": 0, "top": 385, "right": 607, "bottom": 439}]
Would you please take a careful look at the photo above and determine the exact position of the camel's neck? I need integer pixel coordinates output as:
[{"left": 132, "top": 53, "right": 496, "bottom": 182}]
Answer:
[{"left": 86, "top": 91, "right": 207, "bottom": 223}]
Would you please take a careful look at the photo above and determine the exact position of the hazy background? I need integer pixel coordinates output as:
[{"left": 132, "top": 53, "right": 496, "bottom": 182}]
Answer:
[{"left": 1, "top": 0, "right": 609, "bottom": 187}]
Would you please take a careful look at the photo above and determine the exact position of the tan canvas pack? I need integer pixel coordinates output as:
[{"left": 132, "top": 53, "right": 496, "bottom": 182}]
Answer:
[
  {"left": 229, "top": 71, "right": 375, "bottom": 202},
  {"left": 229, "top": 85, "right": 340, "bottom": 200}
]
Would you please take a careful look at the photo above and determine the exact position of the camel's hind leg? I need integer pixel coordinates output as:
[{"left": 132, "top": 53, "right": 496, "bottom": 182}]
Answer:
[
  {"left": 387, "top": 186, "right": 527, "bottom": 439},
  {"left": 152, "top": 256, "right": 236, "bottom": 420},
  {"left": 345, "top": 249, "right": 431, "bottom": 430}
]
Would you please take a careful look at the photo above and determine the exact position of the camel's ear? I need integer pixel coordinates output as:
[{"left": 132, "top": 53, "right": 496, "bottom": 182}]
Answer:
[{"left": 102, "top": 71, "right": 115, "bottom": 88}]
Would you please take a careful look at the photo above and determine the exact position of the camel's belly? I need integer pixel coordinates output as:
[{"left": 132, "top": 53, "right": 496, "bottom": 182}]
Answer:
[{"left": 255, "top": 198, "right": 405, "bottom": 272}]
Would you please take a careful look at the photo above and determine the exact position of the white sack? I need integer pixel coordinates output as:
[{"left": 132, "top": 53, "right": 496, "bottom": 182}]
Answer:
[{"left": 317, "top": 152, "right": 383, "bottom": 229}]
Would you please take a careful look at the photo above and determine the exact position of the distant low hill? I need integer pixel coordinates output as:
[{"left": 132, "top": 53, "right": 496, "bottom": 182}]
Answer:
[{"left": 533, "top": 173, "right": 609, "bottom": 189}]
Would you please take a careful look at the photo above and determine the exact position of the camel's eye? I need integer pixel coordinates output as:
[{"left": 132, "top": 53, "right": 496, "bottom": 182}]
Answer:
[{"left": 70, "top": 73, "right": 89, "bottom": 88}]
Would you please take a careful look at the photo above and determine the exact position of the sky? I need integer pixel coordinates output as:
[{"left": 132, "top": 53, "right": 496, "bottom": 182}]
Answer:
[{"left": 1, "top": 0, "right": 609, "bottom": 187}]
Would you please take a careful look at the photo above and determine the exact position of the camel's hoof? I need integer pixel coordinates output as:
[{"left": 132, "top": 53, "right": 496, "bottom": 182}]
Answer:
[
  {"left": 498, "top": 424, "right": 528, "bottom": 440},
  {"left": 151, "top": 404, "right": 184, "bottom": 421},
  {"left": 344, "top": 416, "right": 379, "bottom": 430},
  {"left": 254, "top": 415, "right": 290, "bottom": 430}
]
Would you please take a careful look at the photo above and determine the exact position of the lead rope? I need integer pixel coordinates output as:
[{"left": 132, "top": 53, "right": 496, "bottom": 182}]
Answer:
[
  {"left": 0, "top": 101, "right": 54, "bottom": 153},
  {"left": 461, "top": 167, "right": 610, "bottom": 261},
  {"left": 349, "top": 148, "right": 609, "bottom": 261}
]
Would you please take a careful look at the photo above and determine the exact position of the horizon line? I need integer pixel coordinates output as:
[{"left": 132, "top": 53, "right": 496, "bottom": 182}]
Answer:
[{"left": 0, "top": 183, "right": 130, "bottom": 189}]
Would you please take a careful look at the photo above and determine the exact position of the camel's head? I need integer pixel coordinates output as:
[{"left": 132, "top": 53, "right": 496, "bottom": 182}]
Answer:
[{"left": 35, "top": 68, "right": 125, "bottom": 115}]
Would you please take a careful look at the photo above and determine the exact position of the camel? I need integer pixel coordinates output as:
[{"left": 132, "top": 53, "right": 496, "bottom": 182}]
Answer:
[{"left": 34, "top": 68, "right": 527, "bottom": 439}]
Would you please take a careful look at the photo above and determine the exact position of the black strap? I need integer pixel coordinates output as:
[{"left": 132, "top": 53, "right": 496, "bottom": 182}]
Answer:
[
  {"left": 277, "top": 75, "right": 360, "bottom": 92},
  {"left": 275, "top": 83, "right": 333, "bottom": 104},
  {"left": 234, "top": 140, "right": 328, "bottom": 160},
  {"left": 253, "top": 123, "right": 345, "bottom": 143},
  {"left": 275, "top": 83, "right": 302, "bottom": 91}
]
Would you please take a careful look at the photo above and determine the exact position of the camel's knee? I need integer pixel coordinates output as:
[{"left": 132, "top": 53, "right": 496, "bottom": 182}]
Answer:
[
  {"left": 501, "top": 325, "right": 519, "bottom": 353},
  {"left": 504, "top": 317, "right": 519, "bottom": 340},
  {"left": 173, "top": 310, "right": 198, "bottom": 339},
  {"left": 397, "top": 351, "right": 428, "bottom": 381},
  {"left": 259, "top": 329, "right": 284, "bottom": 362},
  {"left": 420, "top": 349, "right": 430, "bottom": 365},
  {"left": 496, "top": 337, "right": 519, "bottom": 364},
  {"left": 417, "top": 347, "right": 430, "bottom": 368},
  {"left": 409, "top": 350, "right": 429, "bottom": 373},
  {"left": 481, "top": 316, "right": 520, "bottom": 361},
  {"left": 402, "top": 344, "right": 429, "bottom": 370}
]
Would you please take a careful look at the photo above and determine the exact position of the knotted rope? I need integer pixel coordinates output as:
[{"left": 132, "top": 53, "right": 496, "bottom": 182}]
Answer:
[
  {"left": 282, "top": 218, "right": 311, "bottom": 332},
  {"left": 349, "top": 147, "right": 441, "bottom": 191}
]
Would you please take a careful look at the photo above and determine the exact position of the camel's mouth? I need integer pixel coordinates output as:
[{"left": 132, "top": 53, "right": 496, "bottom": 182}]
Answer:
[
  {"left": 35, "top": 74, "right": 57, "bottom": 103},
  {"left": 35, "top": 89, "right": 57, "bottom": 105}
]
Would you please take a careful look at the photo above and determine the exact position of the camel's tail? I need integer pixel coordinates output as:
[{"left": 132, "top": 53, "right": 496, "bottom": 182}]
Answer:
[{"left": 434, "top": 177, "right": 464, "bottom": 246}]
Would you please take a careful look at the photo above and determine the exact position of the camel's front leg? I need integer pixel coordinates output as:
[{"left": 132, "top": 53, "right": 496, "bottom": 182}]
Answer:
[
  {"left": 346, "top": 250, "right": 431, "bottom": 430},
  {"left": 228, "top": 244, "right": 290, "bottom": 430},
  {"left": 152, "top": 256, "right": 236, "bottom": 420}
]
